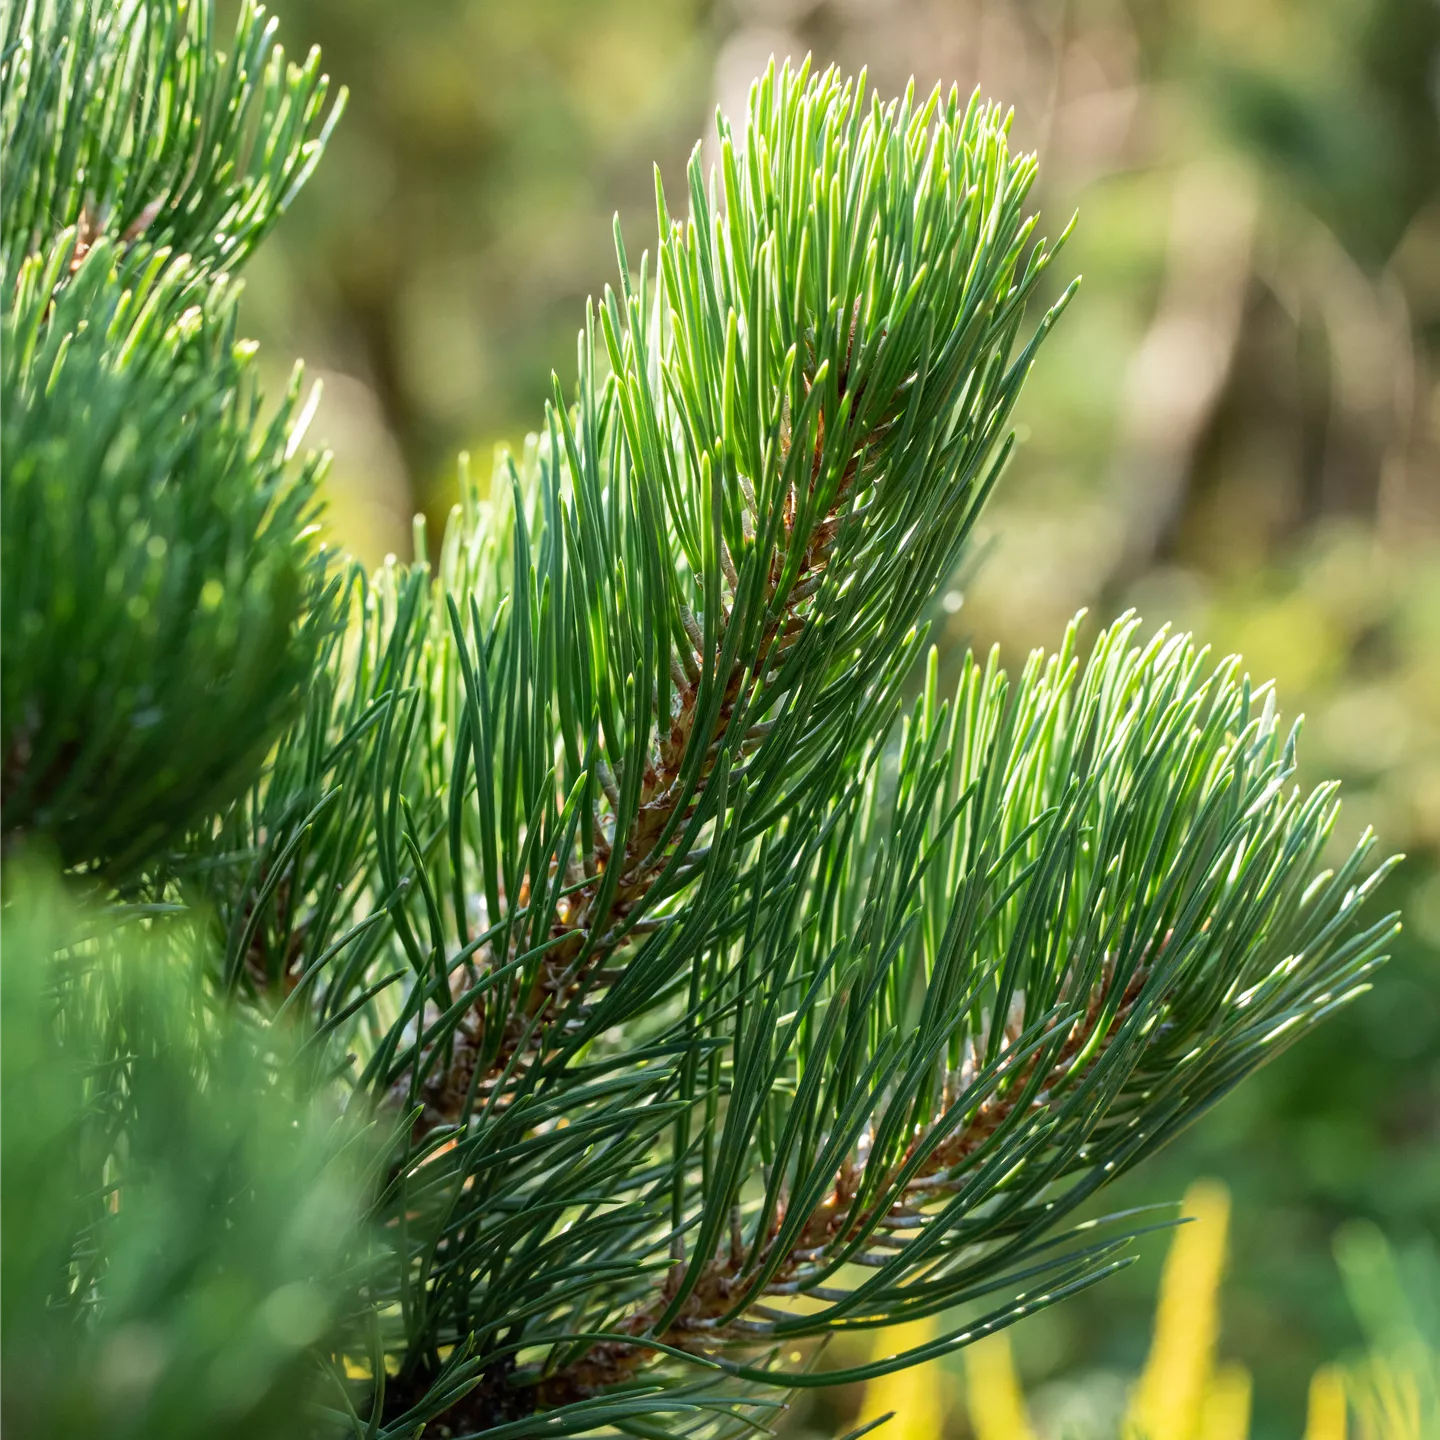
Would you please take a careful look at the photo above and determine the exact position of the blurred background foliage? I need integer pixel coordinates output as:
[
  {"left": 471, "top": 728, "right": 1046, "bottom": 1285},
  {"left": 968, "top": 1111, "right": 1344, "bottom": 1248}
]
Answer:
[
  {"left": 844, "top": 1181, "right": 1440, "bottom": 1439},
  {"left": 244, "top": 0, "right": 1440, "bottom": 1434},
  {"left": 1, "top": 860, "right": 376, "bottom": 1439}
]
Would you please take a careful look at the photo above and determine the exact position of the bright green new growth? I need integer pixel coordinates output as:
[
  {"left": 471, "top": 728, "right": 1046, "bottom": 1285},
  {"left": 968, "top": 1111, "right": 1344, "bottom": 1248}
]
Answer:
[
  {"left": 1, "top": 240, "right": 332, "bottom": 873},
  {"left": 0, "top": 0, "right": 343, "bottom": 277},
  {"left": 0, "top": 7, "right": 1401, "bottom": 1440}
]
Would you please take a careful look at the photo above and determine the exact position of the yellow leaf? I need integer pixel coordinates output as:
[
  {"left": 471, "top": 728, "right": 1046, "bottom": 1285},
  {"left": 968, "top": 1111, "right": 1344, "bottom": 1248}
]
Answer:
[
  {"left": 1127, "top": 1179, "right": 1231, "bottom": 1440},
  {"left": 1199, "top": 1362, "right": 1252, "bottom": 1440},
  {"left": 1305, "top": 1365, "right": 1349, "bottom": 1440},
  {"left": 964, "top": 1330, "right": 1038, "bottom": 1440},
  {"left": 858, "top": 1316, "right": 950, "bottom": 1440}
]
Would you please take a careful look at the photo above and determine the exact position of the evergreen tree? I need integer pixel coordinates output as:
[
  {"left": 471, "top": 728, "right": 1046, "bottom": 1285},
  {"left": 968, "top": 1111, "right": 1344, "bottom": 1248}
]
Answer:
[{"left": 0, "top": 4, "right": 1402, "bottom": 1436}]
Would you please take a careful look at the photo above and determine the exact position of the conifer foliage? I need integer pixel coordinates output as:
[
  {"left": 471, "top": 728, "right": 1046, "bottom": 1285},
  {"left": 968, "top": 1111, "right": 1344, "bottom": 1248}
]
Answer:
[
  {"left": 1, "top": 0, "right": 341, "bottom": 875},
  {"left": 0, "top": 4, "right": 1402, "bottom": 1438}
]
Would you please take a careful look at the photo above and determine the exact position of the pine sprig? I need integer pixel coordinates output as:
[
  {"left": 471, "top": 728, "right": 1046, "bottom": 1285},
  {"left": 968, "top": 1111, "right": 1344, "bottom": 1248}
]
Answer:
[
  {"left": 0, "top": 0, "right": 345, "bottom": 278},
  {"left": 614, "top": 614, "right": 1394, "bottom": 1349},
  {"left": 360, "top": 614, "right": 1394, "bottom": 1436},
  {"left": 396, "top": 64, "right": 1079, "bottom": 1131},
  {"left": 1, "top": 236, "right": 332, "bottom": 874},
  {"left": 166, "top": 61, "right": 1401, "bottom": 1438}
]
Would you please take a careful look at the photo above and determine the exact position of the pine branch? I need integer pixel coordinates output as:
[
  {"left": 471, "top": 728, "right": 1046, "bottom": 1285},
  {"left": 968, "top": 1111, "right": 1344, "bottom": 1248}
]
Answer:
[
  {"left": 419, "top": 615, "right": 1395, "bottom": 1426},
  {"left": 115, "top": 52, "right": 1399, "bottom": 1440},
  {"left": 1, "top": 0, "right": 344, "bottom": 879},
  {"left": 1, "top": 0, "right": 345, "bottom": 279},
  {"left": 1, "top": 237, "right": 333, "bottom": 875},
  {"left": 370, "top": 63, "right": 1078, "bottom": 1137},
  {"left": 434, "top": 291, "right": 902, "bottom": 1111}
]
